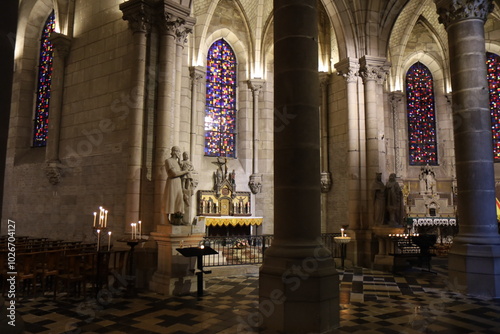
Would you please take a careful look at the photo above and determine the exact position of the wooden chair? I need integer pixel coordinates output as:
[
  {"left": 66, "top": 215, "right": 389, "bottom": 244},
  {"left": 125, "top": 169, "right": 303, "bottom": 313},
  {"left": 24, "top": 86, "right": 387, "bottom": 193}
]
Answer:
[
  {"left": 108, "top": 250, "right": 129, "bottom": 289},
  {"left": 11, "top": 252, "right": 37, "bottom": 299},
  {"left": 54, "top": 253, "right": 94, "bottom": 299},
  {"left": 38, "top": 249, "right": 63, "bottom": 295}
]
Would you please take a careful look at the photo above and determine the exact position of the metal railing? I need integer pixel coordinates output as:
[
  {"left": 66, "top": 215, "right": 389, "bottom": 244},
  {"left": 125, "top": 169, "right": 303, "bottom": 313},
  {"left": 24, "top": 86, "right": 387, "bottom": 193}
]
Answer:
[{"left": 202, "top": 233, "right": 343, "bottom": 267}]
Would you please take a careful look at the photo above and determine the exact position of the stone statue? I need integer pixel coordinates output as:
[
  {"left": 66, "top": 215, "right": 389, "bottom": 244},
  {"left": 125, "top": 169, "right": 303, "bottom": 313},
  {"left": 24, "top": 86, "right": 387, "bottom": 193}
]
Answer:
[
  {"left": 419, "top": 164, "right": 437, "bottom": 195},
  {"left": 164, "top": 146, "right": 189, "bottom": 224},
  {"left": 372, "top": 172, "right": 386, "bottom": 225},
  {"left": 180, "top": 151, "right": 196, "bottom": 207},
  {"left": 385, "top": 173, "right": 404, "bottom": 226}
]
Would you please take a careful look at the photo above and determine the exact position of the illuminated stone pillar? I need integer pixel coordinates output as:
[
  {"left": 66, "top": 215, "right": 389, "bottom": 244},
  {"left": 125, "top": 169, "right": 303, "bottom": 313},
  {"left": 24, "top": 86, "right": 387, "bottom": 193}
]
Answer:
[
  {"left": 434, "top": 0, "right": 500, "bottom": 297},
  {"left": 120, "top": 0, "right": 152, "bottom": 233},
  {"left": 248, "top": 79, "right": 265, "bottom": 194}
]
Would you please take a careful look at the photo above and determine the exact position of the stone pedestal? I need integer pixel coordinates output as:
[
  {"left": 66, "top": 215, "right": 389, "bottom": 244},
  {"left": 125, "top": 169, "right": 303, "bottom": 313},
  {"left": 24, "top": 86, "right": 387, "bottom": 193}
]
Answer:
[
  {"left": 372, "top": 226, "right": 405, "bottom": 271},
  {"left": 149, "top": 224, "right": 204, "bottom": 295}
]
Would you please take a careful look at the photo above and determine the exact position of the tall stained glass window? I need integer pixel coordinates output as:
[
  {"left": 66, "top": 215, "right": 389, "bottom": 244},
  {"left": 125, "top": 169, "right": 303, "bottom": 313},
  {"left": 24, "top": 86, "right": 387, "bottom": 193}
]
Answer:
[
  {"left": 33, "top": 11, "right": 55, "bottom": 147},
  {"left": 487, "top": 52, "right": 500, "bottom": 161},
  {"left": 204, "top": 39, "right": 237, "bottom": 157},
  {"left": 406, "top": 62, "right": 438, "bottom": 165}
]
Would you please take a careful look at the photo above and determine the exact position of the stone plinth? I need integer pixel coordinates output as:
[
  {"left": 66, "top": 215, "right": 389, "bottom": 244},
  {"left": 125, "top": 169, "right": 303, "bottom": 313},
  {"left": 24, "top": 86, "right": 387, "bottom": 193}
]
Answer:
[
  {"left": 372, "top": 226, "right": 405, "bottom": 271},
  {"left": 149, "top": 224, "right": 204, "bottom": 295}
]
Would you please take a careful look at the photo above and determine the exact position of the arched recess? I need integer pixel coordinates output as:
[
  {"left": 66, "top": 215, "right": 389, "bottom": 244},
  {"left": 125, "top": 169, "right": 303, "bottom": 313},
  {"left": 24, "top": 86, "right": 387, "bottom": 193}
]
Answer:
[
  {"left": 388, "top": 10, "right": 450, "bottom": 93},
  {"left": 191, "top": 0, "right": 253, "bottom": 71},
  {"left": 11, "top": 0, "right": 54, "bottom": 156}
]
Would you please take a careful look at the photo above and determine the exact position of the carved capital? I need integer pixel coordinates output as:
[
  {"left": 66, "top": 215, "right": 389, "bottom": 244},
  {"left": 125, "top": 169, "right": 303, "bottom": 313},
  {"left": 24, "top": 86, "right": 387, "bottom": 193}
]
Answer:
[
  {"left": 334, "top": 58, "right": 360, "bottom": 83},
  {"left": 248, "top": 174, "right": 263, "bottom": 194},
  {"left": 359, "top": 56, "right": 391, "bottom": 85},
  {"left": 247, "top": 79, "right": 266, "bottom": 94},
  {"left": 434, "top": 0, "right": 494, "bottom": 28},
  {"left": 189, "top": 66, "right": 205, "bottom": 82},
  {"left": 320, "top": 171, "right": 332, "bottom": 193},
  {"left": 49, "top": 32, "right": 72, "bottom": 59},
  {"left": 44, "top": 161, "right": 63, "bottom": 185},
  {"left": 120, "top": 0, "right": 154, "bottom": 33}
]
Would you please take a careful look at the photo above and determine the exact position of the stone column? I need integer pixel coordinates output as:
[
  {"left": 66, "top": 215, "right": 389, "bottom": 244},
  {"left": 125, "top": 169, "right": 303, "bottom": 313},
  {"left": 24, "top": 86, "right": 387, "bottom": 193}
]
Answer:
[
  {"left": 189, "top": 66, "right": 204, "bottom": 158},
  {"left": 44, "top": 33, "right": 71, "bottom": 185},
  {"left": 173, "top": 20, "right": 194, "bottom": 146},
  {"left": 434, "top": 0, "right": 500, "bottom": 298},
  {"left": 359, "top": 56, "right": 390, "bottom": 228},
  {"left": 154, "top": 4, "right": 182, "bottom": 226},
  {"left": 319, "top": 72, "right": 332, "bottom": 194},
  {"left": 335, "top": 58, "right": 360, "bottom": 230},
  {"left": 258, "top": 1, "right": 339, "bottom": 333},
  {"left": 247, "top": 79, "right": 265, "bottom": 194},
  {"left": 120, "top": 0, "right": 152, "bottom": 232},
  {"left": 149, "top": 0, "right": 202, "bottom": 296}
]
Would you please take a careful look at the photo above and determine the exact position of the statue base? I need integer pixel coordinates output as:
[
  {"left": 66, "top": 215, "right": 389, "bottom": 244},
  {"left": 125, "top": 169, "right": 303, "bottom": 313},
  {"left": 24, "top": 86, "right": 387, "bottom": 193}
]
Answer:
[{"left": 149, "top": 224, "right": 204, "bottom": 296}]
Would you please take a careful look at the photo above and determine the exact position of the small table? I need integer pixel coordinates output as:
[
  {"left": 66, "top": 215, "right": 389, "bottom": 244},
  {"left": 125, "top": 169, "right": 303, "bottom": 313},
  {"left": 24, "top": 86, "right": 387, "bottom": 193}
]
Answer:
[
  {"left": 116, "top": 238, "right": 147, "bottom": 296},
  {"left": 176, "top": 246, "right": 218, "bottom": 296}
]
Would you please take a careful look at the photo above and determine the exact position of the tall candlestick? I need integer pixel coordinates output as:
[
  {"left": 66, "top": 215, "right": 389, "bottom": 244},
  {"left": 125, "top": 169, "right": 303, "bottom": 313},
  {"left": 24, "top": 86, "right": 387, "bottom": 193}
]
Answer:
[
  {"left": 97, "top": 229, "right": 101, "bottom": 251},
  {"left": 108, "top": 231, "right": 112, "bottom": 251}
]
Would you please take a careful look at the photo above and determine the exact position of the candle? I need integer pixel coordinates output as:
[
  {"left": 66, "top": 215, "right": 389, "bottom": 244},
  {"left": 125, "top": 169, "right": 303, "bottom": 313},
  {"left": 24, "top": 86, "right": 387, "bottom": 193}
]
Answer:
[
  {"left": 341, "top": 228, "right": 344, "bottom": 236},
  {"left": 104, "top": 210, "right": 108, "bottom": 228},
  {"left": 138, "top": 221, "right": 142, "bottom": 239},
  {"left": 99, "top": 206, "right": 103, "bottom": 227},
  {"left": 97, "top": 229, "right": 101, "bottom": 251},
  {"left": 108, "top": 231, "right": 112, "bottom": 251},
  {"left": 93, "top": 212, "right": 97, "bottom": 227}
]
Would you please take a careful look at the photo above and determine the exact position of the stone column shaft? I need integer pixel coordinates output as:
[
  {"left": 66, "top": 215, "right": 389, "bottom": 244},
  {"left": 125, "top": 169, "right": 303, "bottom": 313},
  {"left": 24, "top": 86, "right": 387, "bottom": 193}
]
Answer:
[
  {"left": 435, "top": 0, "right": 500, "bottom": 298},
  {"left": 189, "top": 66, "right": 204, "bottom": 159},
  {"left": 120, "top": 0, "right": 152, "bottom": 230},
  {"left": 248, "top": 79, "right": 265, "bottom": 194},
  {"left": 259, "top": 1, "right": 339, "bottom": 332},
  {"left": 44, "top": 33, "right": 71, "bottom": 185},
  {"left": 154, "top": 16, "right": 177, "bottom": 226}
]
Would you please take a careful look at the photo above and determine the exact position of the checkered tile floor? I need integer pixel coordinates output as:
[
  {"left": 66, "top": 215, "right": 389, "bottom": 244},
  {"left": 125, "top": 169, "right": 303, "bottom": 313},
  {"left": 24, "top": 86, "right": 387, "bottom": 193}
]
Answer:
[{"left": 5, "top": 258, "right": 500, "bottom": 333}]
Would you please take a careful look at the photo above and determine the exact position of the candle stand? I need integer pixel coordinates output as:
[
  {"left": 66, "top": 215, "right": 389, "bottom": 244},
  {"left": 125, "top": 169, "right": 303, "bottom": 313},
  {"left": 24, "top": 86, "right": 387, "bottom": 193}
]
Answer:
[
  {"left": 333, "top": 236, "right": 351, "bottom": 269},
  {"left": 117, "top": 238, "right": 147, "bottom": 297}
]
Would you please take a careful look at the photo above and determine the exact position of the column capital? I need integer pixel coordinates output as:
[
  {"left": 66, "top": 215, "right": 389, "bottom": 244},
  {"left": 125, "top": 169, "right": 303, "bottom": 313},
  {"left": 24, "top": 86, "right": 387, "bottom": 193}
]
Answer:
[
  {"left": 49, "top": 32, "right": 72, "bottom": 59},
  {"left": 359, "top": 55, "right": 391, "bottom": 85},
  {"left": 247, "top": 79, "right": 266, "bottom": 93},
  {"left": 120, "top": 0, "right": 154, "bottom": 34},
  {"left": 189, "top": 66, "right": 205, "bottom": 81},
  {"left": 157, "top": 0, "right": 196, "bottom": 38},
  {"left": 334, "top": 57, "right": 359, "bottom": 83},
  {"left": 434, "top": 0, "right": 494, "bottom": 28}
]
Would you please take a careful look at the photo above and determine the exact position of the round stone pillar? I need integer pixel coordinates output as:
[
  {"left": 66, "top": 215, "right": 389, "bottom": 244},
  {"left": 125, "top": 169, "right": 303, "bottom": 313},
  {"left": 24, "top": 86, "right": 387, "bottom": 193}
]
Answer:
[
  {"left": 257, "top": 1, "right": 339, "bottom": 333},
  {"left": 435, "top": 0, "right": 500, "bottom": 298}
]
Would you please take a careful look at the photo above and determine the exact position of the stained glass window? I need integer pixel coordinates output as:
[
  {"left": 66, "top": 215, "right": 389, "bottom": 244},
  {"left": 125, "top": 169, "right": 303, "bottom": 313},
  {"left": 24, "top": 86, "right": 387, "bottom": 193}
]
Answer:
[
  {"left": 204, "top": 39, "right": 237, "bottom": 157},
  {"left": 487, "top": 52, "right": 500, "bottom": 161},
  {"left": 406, "top": 62, "right": 438, "bottom": 166},
  {"left": 33, "top": 11, "right": 55, "bottom": 147}
]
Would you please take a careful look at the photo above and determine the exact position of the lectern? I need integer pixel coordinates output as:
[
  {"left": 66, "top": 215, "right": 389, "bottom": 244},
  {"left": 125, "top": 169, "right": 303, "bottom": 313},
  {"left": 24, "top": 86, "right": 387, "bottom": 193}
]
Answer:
[{"left": 176, "top": 246, "right": 218, "bottom": 296}]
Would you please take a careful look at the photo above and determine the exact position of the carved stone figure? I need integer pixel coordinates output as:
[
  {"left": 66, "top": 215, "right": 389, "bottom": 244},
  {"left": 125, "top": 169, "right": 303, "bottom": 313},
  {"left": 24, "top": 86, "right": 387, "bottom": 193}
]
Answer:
[
  {"left": 385, "top": 173, "right": 404, "bottom": 226},
  {"left": 372, "top": 172, "right": 386, "bottom": 225},
  {"left": 164, "top": 146, "right": 189, "bottom": 224},
  {"left": 180, "top": 151, "right": 196, "bottom": 207}
]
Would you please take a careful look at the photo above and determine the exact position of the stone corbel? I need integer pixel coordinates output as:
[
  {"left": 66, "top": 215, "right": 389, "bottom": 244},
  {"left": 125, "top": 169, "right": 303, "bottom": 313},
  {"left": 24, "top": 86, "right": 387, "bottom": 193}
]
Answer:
[
  {"left": 320, "top": 171, "right": 332, "bottom": 193},
  {"left": 44, "top": 161, "right": 63, "bottom": 185},
  {"left": 248, "top": 174, "right": 262, "bottom": 194}
]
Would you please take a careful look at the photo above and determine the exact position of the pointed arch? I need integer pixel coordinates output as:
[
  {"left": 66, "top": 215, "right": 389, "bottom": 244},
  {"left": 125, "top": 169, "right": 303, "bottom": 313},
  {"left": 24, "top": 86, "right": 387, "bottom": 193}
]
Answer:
[
  {"left": 32, "top": 10, "right": 55, "bottom": 147},
  {"left": 204, "top": 38, "right": 237, "bottom": 157},
  {"left": 406, "top": 61, "right": 438, "bottom": 166}
]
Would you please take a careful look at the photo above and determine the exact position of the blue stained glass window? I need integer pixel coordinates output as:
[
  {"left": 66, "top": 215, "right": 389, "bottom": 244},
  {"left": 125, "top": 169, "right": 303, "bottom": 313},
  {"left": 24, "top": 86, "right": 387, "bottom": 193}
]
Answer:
[
  {"left": 204, "top": 39, "right": 237, "bottom": 157},
  {"left": 487, "top": 52, "right": 500, "bottom": 161},
  {"left": 33, "top": 11, "right": 55, "bottom": 147},
  {"left": 406, "top": 62, "right": 438, "bottom": 166}
]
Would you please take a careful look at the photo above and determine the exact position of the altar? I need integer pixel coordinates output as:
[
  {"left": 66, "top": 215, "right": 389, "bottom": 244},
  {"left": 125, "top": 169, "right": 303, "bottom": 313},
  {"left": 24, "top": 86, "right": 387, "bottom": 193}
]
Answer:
[{"left": 196, "top": 216, "right": 263, "bottom": 236}]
